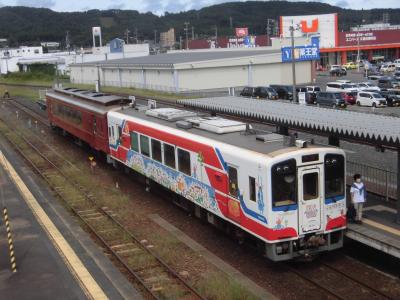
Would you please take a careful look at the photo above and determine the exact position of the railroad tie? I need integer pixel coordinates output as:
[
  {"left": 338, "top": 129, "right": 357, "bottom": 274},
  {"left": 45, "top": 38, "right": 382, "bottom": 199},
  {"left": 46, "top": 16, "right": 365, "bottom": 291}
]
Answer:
[{"left": 3, "top": 207, "right": 17, "bottom": 273}]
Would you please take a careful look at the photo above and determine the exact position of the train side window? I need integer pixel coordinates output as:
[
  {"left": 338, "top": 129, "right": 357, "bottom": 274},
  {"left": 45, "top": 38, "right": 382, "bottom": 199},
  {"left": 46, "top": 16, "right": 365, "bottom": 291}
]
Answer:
[
  {"left": 164, "top": 143, "right": 176, "bottom": 169},
  {"left": 130, "top": 132, "right": 139, "bottom": 152},
  {"left": 249, "top": 176, "right": 256, "bottom": 202},
  {"left": 151, "top": 139, "right": 162, "bottom": 162},
  {"left": 177, "top": 148, "right": 191, "bottom": 175},
  {"left": 228, "top": 166, "right": 239, "bottom": 198},
  {"left": 140, "top": 135, "right": 150, "bottom": 157}
]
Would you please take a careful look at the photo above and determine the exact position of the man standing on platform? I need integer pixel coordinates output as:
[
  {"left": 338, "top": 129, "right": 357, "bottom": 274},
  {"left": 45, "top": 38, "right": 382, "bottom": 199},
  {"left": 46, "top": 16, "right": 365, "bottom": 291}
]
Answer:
[{"left": 350, "top": 174, "right": 367, "bottom": 224}]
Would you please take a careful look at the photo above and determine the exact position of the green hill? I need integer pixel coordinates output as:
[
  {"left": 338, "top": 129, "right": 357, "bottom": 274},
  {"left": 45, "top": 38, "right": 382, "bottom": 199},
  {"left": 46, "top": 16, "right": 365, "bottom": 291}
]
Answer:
[{"left": 0, "top": 1, "right": 399, "bottom": 47}]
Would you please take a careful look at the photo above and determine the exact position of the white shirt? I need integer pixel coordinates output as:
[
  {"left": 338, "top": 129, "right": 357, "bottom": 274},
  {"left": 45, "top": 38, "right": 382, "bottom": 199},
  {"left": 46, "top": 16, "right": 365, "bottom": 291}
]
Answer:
[{"left": 350, "top": 182, "right": 366, "bottom": 203}]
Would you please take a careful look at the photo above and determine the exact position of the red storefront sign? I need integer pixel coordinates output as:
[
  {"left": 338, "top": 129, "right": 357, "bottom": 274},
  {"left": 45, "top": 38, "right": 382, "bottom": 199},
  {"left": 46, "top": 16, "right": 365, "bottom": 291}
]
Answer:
[
  {"left": 338, "top": 29, "right": 400, "bottom": 47},
  {"left": 235, "top": 28, "right": 249, "bottom": 37}
]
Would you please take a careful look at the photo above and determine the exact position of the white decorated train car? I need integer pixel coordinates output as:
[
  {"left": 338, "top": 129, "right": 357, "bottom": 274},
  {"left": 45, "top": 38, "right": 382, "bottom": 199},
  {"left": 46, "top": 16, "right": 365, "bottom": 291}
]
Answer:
[{"left": 107, "top": 106, "right": 346, "bottom": 261}]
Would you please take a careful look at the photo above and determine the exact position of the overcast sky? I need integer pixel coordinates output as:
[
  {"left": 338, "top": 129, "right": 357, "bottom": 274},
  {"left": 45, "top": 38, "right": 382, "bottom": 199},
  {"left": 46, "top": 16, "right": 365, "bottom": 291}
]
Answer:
[{"left": 0, "top": 0, "right": 399, "bottom": 15}]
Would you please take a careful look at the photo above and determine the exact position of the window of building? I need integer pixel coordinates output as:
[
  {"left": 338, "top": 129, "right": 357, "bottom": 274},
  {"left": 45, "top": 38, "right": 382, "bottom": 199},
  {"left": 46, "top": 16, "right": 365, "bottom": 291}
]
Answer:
[
  {"left": 151, "top": 139, "right": 162, "bottom": 162},
  {"left": 130, "top": 132, "right": 139, "bottom": 152},
  {"left": 249, "top": 176, "right": 256, "bottom": 202},
  {"left": 164, "top": 143, "right": 175, "bottom": 169},
  {"left": 140, "top": 135, "right": 150, "bottom": 157},
  {"left": 228, "top": 166, "right": 239, "bottom": 197},
  {"left": 177, "top": 148, "right": 191, "bottom": 175}
]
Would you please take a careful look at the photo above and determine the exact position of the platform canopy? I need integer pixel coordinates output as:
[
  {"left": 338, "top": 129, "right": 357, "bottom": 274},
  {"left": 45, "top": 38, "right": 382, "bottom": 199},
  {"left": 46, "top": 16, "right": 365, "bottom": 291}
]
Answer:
[{"left": 178, "top": 97, "right": 400, "bottom": 147}]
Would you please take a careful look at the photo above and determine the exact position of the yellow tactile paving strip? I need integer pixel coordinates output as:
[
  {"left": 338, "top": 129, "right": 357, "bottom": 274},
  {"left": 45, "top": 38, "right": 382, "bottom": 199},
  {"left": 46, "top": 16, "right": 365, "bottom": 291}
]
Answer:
[
  {"left": 363, "top": 218, "right": 400, "bottom": 237},
  {"left": 0, "top": 151, "right": 108, "bottom": 300}
]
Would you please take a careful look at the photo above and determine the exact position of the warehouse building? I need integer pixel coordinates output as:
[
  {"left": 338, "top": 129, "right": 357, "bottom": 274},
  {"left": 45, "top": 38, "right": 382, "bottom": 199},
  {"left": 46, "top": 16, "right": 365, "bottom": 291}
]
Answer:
[{"left": 70, "top": 37, "right": 316, "bottom": 92}]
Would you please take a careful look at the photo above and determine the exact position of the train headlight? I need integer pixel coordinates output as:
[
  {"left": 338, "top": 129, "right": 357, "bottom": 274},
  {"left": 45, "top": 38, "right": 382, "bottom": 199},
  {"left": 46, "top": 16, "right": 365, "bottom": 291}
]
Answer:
[{"left": 284, "top": 175, "right": 295, "bottom": 183}]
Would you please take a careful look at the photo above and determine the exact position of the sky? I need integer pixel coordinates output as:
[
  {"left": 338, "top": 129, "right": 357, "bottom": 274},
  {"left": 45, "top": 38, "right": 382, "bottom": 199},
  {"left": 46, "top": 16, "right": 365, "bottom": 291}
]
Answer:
[{"left": 0, "top": 0, "right": 399, "bottom": 15}]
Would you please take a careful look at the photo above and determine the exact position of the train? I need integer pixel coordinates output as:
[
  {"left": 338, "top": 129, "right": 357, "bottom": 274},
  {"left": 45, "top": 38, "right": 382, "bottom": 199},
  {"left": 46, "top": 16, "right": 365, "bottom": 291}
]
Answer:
[{"left": 46, "top": 87, "right": 347, "bottom": 261}]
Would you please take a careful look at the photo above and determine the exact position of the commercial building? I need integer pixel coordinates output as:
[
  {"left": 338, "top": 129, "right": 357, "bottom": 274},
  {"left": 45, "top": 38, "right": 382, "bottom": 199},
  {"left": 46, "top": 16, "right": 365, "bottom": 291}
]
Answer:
[
  {"left": 160, "top": 28, "right": 176, "bottom": 48},
  {"left": 70, "top": 36, "right": 316, "bottom": 92},
  {"left": 0, "top": 43, "right": 149, "bottom": 75},
  {"left": 280, "top": 13, "right": 400, "bottom": 66}
]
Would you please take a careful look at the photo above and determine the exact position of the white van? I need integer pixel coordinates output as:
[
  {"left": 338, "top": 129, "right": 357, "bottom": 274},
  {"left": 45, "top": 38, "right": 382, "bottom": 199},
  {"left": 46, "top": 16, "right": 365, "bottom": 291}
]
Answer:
[{"left": 326, "top": 82, "right": 358, "bottom": 93}]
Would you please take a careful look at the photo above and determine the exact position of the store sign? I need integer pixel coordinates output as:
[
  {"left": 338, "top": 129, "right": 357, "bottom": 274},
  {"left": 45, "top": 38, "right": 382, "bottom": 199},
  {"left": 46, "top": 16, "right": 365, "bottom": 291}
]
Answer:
[
  {"left": 235, "top": 28, "right": 249, "bottom": 37},
  {"left": 281, "top": 37, "right": 320, "bottom": 62},
  {"left": 281, "top": 13, "right": 337, "bottom": 48},
  {"left": 300, "top": 19, "right": 319, "bottom": 33},
  {"left": 338, "top": 29, "right": 400, "bottom": 47}
]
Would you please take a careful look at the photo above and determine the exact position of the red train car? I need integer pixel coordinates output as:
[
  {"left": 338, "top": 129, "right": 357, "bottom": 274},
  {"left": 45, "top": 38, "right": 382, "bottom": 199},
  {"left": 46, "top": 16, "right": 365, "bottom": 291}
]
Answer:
[{"left": 46, "top": 88, "right": 128, "bottom": 154}]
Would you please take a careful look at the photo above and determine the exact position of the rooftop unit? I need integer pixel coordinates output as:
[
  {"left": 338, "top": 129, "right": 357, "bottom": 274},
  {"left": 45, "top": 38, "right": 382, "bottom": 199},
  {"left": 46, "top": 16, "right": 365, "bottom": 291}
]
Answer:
[{"left": 145, "top": 108, "right": 247, "bottom": 134}]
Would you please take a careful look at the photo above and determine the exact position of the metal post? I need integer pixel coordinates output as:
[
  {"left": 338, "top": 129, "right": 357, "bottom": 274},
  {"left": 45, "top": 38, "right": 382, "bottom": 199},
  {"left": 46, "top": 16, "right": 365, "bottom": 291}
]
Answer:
[
  {"left": 184, "top": 22, "right": 189, "bottom": 50},
  {"left": 397, "top": 149, "right": 400, "bottom": 223},
  {"left": 96, "top": 65, "right": 101, "bottom": 92},
  {"left": 290, "top": 21, "right": 297, "bottom": 103},
  {"left": 357, "top": 25, "right": 360, "bottom": 72}
]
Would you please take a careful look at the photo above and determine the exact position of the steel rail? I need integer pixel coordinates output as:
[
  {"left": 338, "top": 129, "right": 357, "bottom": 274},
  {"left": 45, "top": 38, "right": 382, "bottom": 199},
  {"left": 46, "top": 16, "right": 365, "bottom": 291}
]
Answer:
[{"left": 0, "top": 113, "right": 206, "bottom": 300}]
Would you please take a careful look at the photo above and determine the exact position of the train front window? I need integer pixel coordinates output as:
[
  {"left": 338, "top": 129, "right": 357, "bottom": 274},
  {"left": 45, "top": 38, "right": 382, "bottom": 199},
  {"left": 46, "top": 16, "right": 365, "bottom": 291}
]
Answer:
[
  {"left": 303, "top": 172, "right": 319, "bottom": 200},
  {"left": 325, "top": 154, "right": 345, "bottom": 199},
  {"left": 271, "top": 159, "right": 296, "bottom": 207}
]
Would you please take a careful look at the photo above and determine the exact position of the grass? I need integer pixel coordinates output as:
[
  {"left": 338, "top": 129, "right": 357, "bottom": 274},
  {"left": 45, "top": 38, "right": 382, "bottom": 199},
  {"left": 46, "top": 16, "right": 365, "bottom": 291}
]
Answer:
[
  {"left": 0, "top": 84, "right": 43, "bottom": 101},
  {"left": 197, "top": 272, "right": 260, "bottom": 300},
  {"left": 0, "top": 72, "right": 56, "bottom": 87}
]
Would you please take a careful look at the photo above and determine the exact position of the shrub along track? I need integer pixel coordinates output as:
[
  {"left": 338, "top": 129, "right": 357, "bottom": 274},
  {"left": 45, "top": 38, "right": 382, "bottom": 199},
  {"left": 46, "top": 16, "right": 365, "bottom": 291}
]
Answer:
[{"left": 3, "top": 97, "right": 400, "bottom": 300}]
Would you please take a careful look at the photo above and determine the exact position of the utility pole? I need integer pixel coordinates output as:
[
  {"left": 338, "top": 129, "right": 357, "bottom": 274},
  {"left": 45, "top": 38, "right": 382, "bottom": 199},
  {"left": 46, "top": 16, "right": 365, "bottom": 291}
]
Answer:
[
  {"left": 191, "top": 26, "right": 194, "bottom": 40},
  {"left": 289, "top": 21, "right": 297, "bottom": 103},
  {"left": 229, "top": 16, "right": 233, "bottom": 29},
  {"left": 184, "top": 22, "right": 190, "bottom": 50},
  {"left": 125, "top": 29, "right": 130, "bottom": 44},
  {"left": 65, "top": 31, "right": 70, "bottom": 54},
  {"left": 154, "top": 30, "right": 157, "bottom": 45},
  {"left": 215, "top": 25, "right": 218, "bottom": 47},
  {"left": 357, "top": 24, "right": 360, "bottom": 72},
  {"left": 179, "top": 36, "right": 183, "bottom": 50},
  {"left": 134, "top": 28, "right": 138, "bottom": 43}
]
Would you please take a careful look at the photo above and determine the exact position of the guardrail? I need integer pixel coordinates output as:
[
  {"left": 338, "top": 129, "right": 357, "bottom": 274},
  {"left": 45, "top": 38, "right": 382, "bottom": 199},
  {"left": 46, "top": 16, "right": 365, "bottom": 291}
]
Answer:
[{"left": 346, "top": 160, "right": 397, "bottom": 201}]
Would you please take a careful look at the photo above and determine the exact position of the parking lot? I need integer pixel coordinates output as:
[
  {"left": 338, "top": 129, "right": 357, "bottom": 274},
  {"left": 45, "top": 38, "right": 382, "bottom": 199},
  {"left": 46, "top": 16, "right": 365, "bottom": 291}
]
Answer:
[{"left": 296, "top": 70, "right": 400, "bottom": 117}]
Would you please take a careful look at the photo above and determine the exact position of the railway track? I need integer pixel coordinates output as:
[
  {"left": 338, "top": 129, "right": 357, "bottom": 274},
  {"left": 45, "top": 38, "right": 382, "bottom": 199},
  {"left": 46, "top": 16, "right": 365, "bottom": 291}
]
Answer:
[
  {"left": 287, "top": 260, "right": 397, "bottom": 300},
  {"left": 0, "top": 100, "right": 206, "bottom": 300},
  {"left": 5, "top": 96, "right": 400, "bottom": 300}
]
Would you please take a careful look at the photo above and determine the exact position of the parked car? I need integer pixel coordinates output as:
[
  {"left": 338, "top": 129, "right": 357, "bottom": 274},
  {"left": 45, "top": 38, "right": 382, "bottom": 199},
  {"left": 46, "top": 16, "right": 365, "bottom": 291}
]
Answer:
[
  {"left": 326, "top": 82, "right": 358, "bottom": 93},
  {"left": 342, "top": 62, "right": 358, "bottom": 70},
  {"left": 316, "top": 92, "right": 347, "bottom": 108},
  {"left": 342, "top": 92, "right": 357, "bottom": 105},
  {"left": 356, "top": 91, "right": 387, "bottom": 107},
  {"left": 367, "top": 75, "right": 383, "bottom": 81},
  {"left": 240, "top": 86, "right": 256, "bottom": 97},
  {"left": 356, "top": 82, "right": 381, "bottom": 91},
  {"left": 329, "top": 67, "right": 347, "bottom": 76},
  {"left": 269, "top": 85, "right": 293, "bottom": 100},
  {"left": 306, "top": 86, "right": 321, "bottom": 103},
  {"left": 378, "top": 90, "right": 400, "bottom": 107},
  {"left": 394, "top": 58, "right": 400, "bottom": 68},
  {"left": 253, "top": 86, "right": 279, "bottom": 99},
  {"left": 394, "top": 71, "right": 400, "bottom": 81},
  {"left": 377, "top": 77, "right": 400, "bottom": 89},
  {"left": 380, "top": 63, "right": 396, "bottom": 73}
]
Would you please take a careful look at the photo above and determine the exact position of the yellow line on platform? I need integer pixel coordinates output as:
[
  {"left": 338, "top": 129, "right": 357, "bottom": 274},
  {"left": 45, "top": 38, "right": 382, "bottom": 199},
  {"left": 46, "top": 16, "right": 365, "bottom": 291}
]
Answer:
[
  {"left": 363, "top": 218, "right": 400, "bottom": 237},
  {"left": 0, "top": 151, "right": 108, "bottom": 300}
]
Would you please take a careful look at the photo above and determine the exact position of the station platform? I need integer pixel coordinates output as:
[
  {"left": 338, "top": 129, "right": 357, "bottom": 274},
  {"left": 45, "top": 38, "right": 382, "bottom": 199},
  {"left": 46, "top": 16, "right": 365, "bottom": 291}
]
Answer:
[
  {"left": 0, "top": 137, "right": 142, "bottom": 299},
  {"left": 346, "top": 195, "right": 400, "bottom": 259}
]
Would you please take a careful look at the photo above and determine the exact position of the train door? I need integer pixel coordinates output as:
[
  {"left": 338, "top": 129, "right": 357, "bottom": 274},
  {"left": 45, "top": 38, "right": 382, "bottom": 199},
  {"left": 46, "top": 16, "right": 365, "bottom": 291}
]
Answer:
[{"left": 298, "top": 166, "right": 322, "bottom": 234}]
